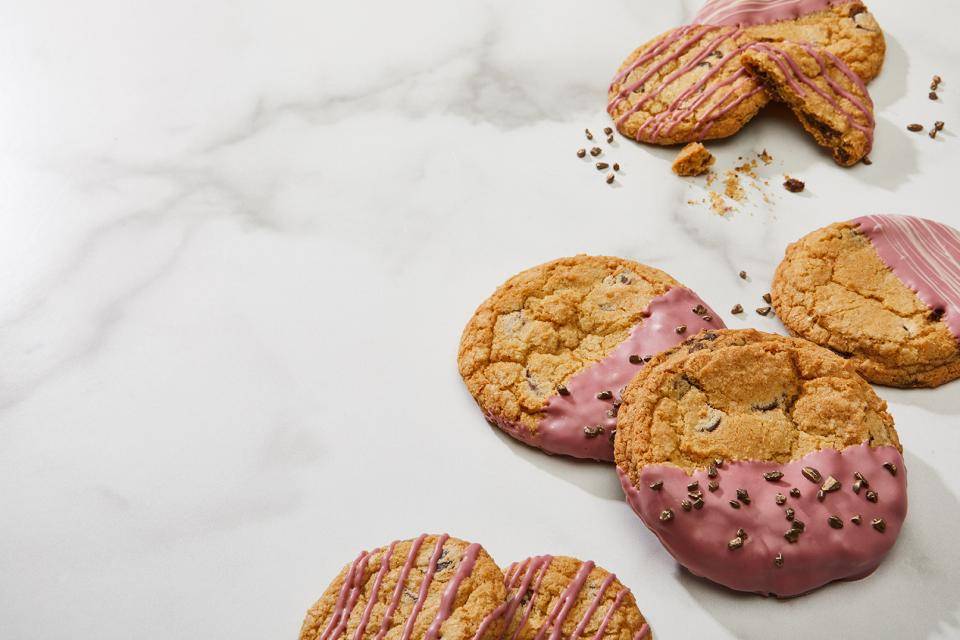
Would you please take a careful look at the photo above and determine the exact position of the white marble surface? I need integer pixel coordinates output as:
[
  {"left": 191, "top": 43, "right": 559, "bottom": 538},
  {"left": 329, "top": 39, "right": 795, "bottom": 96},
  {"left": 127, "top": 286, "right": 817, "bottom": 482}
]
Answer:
[{"left": 2, "top": 1, "right": 959, "bottom": 638}]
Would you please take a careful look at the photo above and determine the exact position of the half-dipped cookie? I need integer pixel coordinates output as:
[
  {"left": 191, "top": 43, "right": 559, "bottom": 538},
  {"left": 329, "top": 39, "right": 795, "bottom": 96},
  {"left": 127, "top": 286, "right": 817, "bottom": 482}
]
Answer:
[
  {"left": 614, "top": 329, "right": 907, "bottom": 597},
  {"left": 458, "top": 255, "right": 724, "bottom": 461},
  {"left": 300, "top": 534, "right": 506, "bottom": 640},
  {"left": 478, "top": 555, "right": 652, "bottom": 639},
  {"left": 773, "top": 215, "right": 960, "bottom": 387}
]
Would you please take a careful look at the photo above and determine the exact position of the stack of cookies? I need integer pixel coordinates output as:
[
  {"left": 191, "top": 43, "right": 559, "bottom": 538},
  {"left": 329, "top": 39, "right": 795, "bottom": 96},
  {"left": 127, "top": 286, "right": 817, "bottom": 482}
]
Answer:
[{"left": 452, "top": 219, "right": 960, "bottom": 599}]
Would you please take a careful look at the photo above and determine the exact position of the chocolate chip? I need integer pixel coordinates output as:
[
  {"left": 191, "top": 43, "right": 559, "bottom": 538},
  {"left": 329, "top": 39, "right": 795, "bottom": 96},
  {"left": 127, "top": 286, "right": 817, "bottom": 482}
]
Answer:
[
  {"left": 783, "top": 178, "right": 805, "bottom": 193},
  {"left": 660, "top": 509, "right": 674, "bottom": 522},
  {"left": 853, "top": 479, "right": 863, "bottom": 494},
  {"left": 585, "top": 129, "right": 593, "bottom": 140},
  {"left": 676, "top": 324, "right": 687, "bottom": 334},
  {"left": 707, "top": 464, "right": 718, "bottom": 478},
  {"left": 774, "top": 553, "right": 784, "bottom": 567},
  {"left": 785, "top": 507, "right": 795, "bottom": 521},
  {"left": 629, "top": 354, "right": 642, "bottom": 364},
  {"left": 907, "top": 124, "right": 924, "bottom": 132},
  {"left": 756, "top": 306, "right": 771, "bottom": 316},
  {"left": 613, "top": 163, "right": 620, "bottom": 172},
  {"left": 739, "top": 271, "right": 747, "bottom": 280},
  {"left": 557, "top": 385, "right": 570, "bottom": 396},
  {"left": 596, "top": 162, "right": 609, "bottom": 170},
  {"left": 828, "top": 515, "right": 844, "bottom": 529},
  {"left": 731, "top": 303, "right": 743, "bottom": 314},
  {"left": 791, "top": 519, "right": 805, "bottom": 532},
  {"left": 821, "top": 476, "right": 841, "bottom": 494},
  {"left": 801, "top": 467, "right": 822, "bottom": 483},
  {"left": 583, "top": 425, "right": 604, "bottom": 439},
  {"left": 604, "top": 127, "right": 613, "bottom": 136},
  {"left": 854, "top": 472, "right": 869, "bottom": 487},
  {"left": 737, "top": 528, "right": 748, "bottom": 539},
  {"left": 872, "top": 518, "right": 886, "bottom": 532},
  {"left": 576, "top": 148, "right": 586, "bottom": 158},
  {"left": 862, "top": 157, "right": 872, "bottom": 165},
  {"left": 762, "top": 293, "right": 772, "bottom": 304},
  {"left": 784, "top": 529, "right": 800, "bottom": 543},
  {"left": 764, "top": 471, "right": 784, "bottom": 482},
  {"left": 693, "top": 304, "right": 707, "bottom": 315},
  {"left": 590, "top": 147, "right": 602, "bottom": 157},
  {"left": 693, "top": 497, "right": 704, "bottom": 510},
  {"left": 708, "top": 481, "right": 719, "bottom": 492},
  {"left": 715, "top": 458, "right": 724, "bottom": 468},
  {"left": 736, "top": 489, "right": 751, "bottom": 504},
  {"left": 728, "top": 536, "right": 744, "bottom": 550},
  {"left": 606, "top": 135, "right": 614, "bottom": 144},
  {"left": 596, "top": 390, "right": 613, "bottom": 400},
  {"left": 851, "top": 514, "right": 862, "bottom": 525},
  {"left": 649, "top": 480, "right": 663, "bottom": 491},
  {"left": 930, "top": 91, "right": 939, "bottom": 100},
  {"left": 866, "top": 490, "right": 879, "bottom": 503},
  {"left": 790, "top": 488, "right": 801, "bottom": 498},
  {"left": 687, "top": 481, "right": 700, "bottom": 492},
  {"left": 681, "top": 499, "right": 692, "bottom": 512},
  {"left": 702, "top": 315, "right": 713, "bottom": 322},
  {"left": 729, "top": 500, "right": 741, "bottom": 509},
  {"left": 883, "top": 462, "right": 898, "bottom": 476},
  {"left": 775, "top": 493, "right": 787, "bottom": 505},
  {"left": 606, "top": 173, "right": 615, "bottom": 184},
  {"left": 935, "top": 121, "right": 945, "bottom": 131}
]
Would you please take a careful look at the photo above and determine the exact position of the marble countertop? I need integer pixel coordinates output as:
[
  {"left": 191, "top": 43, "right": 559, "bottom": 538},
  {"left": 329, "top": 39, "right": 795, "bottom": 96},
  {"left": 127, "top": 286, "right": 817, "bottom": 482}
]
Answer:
[{"left": 2, "top": 1, "right": 959, "bottom": 638}]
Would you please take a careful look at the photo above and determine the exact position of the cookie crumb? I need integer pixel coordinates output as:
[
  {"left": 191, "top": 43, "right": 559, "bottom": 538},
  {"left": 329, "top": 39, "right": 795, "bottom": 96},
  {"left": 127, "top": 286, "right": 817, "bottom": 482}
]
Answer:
[
  {"left": 783, "top": 177, "right": 805, "bottom": 193},
  {"left": 758, "top": 149, "right": 773, "bottom": 165},
  {"left": 672, "top": 142, "right": 715, "bottom": 177}
]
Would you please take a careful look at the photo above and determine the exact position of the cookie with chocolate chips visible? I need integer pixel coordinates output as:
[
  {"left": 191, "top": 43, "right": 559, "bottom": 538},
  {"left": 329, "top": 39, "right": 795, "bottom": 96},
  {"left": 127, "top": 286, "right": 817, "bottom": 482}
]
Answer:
[
  {"left": 742, "top": 41, "right": 874, "bottom": 166},
  {"left": 299, "top": 534, "right": 506, "bottom": 640},
  {"left": 772, "top": 215, "right": 960, "bottom": 387},
  {"left": 480, "top": 555, "right": 652, "bottom": 640},
  {"left": 458, "top": 255, "right": 725, "bottom": 462},
  {"left": 607, "top": 0, "right": 884, "bottom": 145},
  {"left": 614, "top": 329, "right": 907, "bottom": 597}
]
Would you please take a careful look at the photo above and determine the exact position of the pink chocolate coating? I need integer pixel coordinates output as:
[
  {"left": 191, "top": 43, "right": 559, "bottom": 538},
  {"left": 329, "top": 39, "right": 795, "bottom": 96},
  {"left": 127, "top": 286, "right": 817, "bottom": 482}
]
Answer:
[
  {"left": 618, "top": 443, "right": 907, "bottom": 597},
  {"left": 853, "top": 215, "right": 960, "bottom": 342},
  {"left": 692, "top": 0, "right": 854, "bottom": 27},
  {"left": 486, "top": 286, "right": 724, "bottom": 462}
]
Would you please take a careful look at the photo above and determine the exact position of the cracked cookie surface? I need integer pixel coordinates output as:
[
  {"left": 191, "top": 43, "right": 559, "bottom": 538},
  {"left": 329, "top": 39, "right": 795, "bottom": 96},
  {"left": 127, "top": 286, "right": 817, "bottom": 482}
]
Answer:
[
  {"left": 772, "top": 221, "right": 960, "bottom": 387},
  {"left": 495, "top": 556, "right": 650, "bottom": 640},
  {"left": 607, "top": 2, "right": 884, "bottom": 145},
  {"left": 300, "top": 534, "right": 506, "bottom": 640},
  {"left": 614, "top": 329, "right": 899, "bottom": 479}
]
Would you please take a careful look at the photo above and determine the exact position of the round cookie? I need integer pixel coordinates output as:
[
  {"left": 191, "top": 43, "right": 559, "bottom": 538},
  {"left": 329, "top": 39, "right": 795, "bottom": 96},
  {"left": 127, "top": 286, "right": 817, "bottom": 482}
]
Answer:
[
  {"left": 476, "top": 555, "right": 651, "bottom": 640},
  {"left": 607, "top": 0, "right": 884, "bottom": 145},
  {"left": 772, "top": 215, "right": 960, "bottom": 387},
  {"left": 458, "top": 255, "right": 725, "bottom": 462},
  {"left": 614, "top": 329, "right": 907, "bottom": 597},
  {"left": 300, "top": 534, "right": 507, "bottom": 640}
]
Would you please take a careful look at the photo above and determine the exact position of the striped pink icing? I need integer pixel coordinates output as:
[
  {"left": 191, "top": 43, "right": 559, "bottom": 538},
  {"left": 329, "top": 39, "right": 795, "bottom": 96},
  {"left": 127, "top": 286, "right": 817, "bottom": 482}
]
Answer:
[
  {"left": 854, "top": 215, "right": 960, "bottom": 342},
  {"left": 748, "top": 42, "right": 873, "bottom": 153},
  {"left": 693, "top": 0, "right": 853, "bottom": 27},
  {"left": 318, "top": 534, "right": 485, "bottom": 640},
  {"left": 473, "top": 556, "right": 651, "bottom": 640},
  {"left": 607, "top": 25, "right": 766, "bottom": 143},
  {"left": 485, "top": 286, "right": 724, "bottom": 462},
  {"left": 618, "top": 443, "right": 907, "bottom": 597}
]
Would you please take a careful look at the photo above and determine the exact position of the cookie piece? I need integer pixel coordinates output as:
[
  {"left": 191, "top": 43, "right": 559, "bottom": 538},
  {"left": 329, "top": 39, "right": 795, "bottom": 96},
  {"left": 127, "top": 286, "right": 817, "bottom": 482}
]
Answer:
[
  {"left": 672, "top": 142, "right": 716, "bottom": 176},
  {"left": 607, "top": 1, "right": 884, "bottom": 145},
  {"left": 614, "top": 329, "right": 907, "bottom": 597},
  {"left": 300, "top": 534, "right": 506, "bottom": 640},
  {"left": 743, "top": 42, "right": 874, "bottom": 165},
  {"left": 772, "top": 216, "right": 960, "bottom": 387},
  {"left": 458, "top": 255, "right": 725, "bottom": 462},
  {"left": 477, "top": 555, "right": 651, "bottom": 640}
]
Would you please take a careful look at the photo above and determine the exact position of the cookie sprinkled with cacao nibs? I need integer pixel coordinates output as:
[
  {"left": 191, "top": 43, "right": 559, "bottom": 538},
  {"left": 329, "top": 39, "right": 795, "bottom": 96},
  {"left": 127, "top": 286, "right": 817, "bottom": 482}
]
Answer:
[
  {"left": 736, "top": 489, "right": 751, "bottom": 504},
  {"left": 687, "top": 481, "right": 700, "bottom": 492},
  {"left": 775, "top": 493, "right": 787, "bottom": 505},
  {"left": 729, "top": 500, "right": 741, "bottom": 509},
  {"left": 606, "top": 173, "right": 615, "bottom": 185},
  {"left": 596, "top": 162, "right": 609, "bottom": 170},
  {"left": 872, "top": 518, "right": 886, "bottom": 532},
  {"left": 629, "top": 354, "right": 643, "bottom": 365},
  {"left": 708, "top": 481, "right": 719, "bottom": 492},
  {"left": 675, "top": 324, "right": 687, "bottom": 334},
  {"left": 590, "top": 147, "right": 602, "bottom": 157},
  {"left": 783, "top": 177, "right": 805, "bottom": 193},
  {"left": 790, "top": 488, "right": 801, "bottom": 498},
  {"left": 785, "top": 507, "right": 795, "bottom": 521},
  {"left": 739, "top": 270, "right": 747, "bottom": 280},
  {"left": 681, "top": 499, "right": 692, "bottom": 512},
  {"left": 576, "top": 148, "right": 586, "bottom": 158},
  {"left": 756, "top": 306, "right": 771, "bottom": 316},
  {"left": 764, "top": 471, "right": 784, "bottom": 482},
  {"left": 907, "top": 123, "right": 924, "bottom": 132},
  {"left": 613, "top": 162, "right": 620, "bottom": 172},
  {"left": 728, "top": 536, "right": 744, "bottom": 550},
  {"left": 583, "top": 425, "right": 604, "bottom": 438},
  {"left": 801, "top": 467, "right": 822, "bottom": 483},
  {"left": 596, "top": 390, "right": 613, "bottom": 400},
  {"left": 649, "top": 480, "right": 663, "bottom": 491},
  {"left": 828, "top": 515, "right": 844, "bottom": 529},
  {"left": 585, "top": 128, "right": 594, "bottom": 140},
  {"left": 774, "top": 553, "right": 784, "bottom": 568},
  {"left": 660, "top": 509, "right": 674, "bottom": 522},
  {"left": 866, "top": 490, "right": 879, "bottom": 503},
  {"left": 557, "top": 385, "right": 570, "bottom": 396},
  {"left": 731, "top": 303, "right": 743, "bottom": 314},
  {"left": 883, "top": 462, "right": 898, "bottom": 476},
  {"left": 851, "top": 514, "right": 862, "bottom": 525}
]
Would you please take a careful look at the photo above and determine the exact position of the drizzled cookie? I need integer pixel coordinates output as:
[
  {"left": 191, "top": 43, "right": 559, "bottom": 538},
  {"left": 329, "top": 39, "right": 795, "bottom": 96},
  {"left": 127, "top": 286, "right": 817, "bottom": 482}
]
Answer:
[
  {"left": 458, "top": 255, "right": 724, "bottom": 462},
  {"left": 614, "top": 329, "right": 907, "bottom": 597},
  {"left": 607, "top": 0, "right": 884, "bottom": 147}
]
